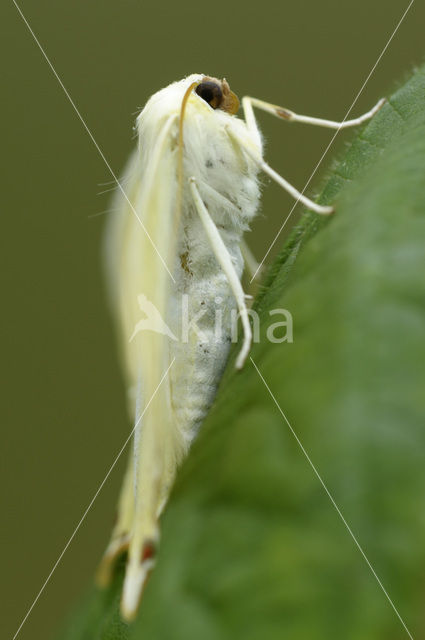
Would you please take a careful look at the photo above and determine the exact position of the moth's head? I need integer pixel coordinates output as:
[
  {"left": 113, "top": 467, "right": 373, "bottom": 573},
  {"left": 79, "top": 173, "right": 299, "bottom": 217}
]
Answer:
[
  {"left": 194, "top": 76, "right": 240, "bottom": 115},
  {"left": 135, "top": 75, "right": 240, "bottom": 155}
]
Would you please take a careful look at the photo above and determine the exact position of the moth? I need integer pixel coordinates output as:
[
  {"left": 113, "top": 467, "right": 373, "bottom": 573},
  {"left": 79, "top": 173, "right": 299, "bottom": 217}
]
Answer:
[{"left": 96, "top": 73, "right": 384, "bottom": 620}]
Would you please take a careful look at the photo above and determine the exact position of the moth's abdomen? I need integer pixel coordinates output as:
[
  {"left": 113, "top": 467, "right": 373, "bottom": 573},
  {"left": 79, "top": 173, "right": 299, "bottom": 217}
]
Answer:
[
  {"left": 166, "top": 108, "right": 261, "bottom": 447},
  {"left": 168, "top": 248, "right": 243, "bottom": 448}
]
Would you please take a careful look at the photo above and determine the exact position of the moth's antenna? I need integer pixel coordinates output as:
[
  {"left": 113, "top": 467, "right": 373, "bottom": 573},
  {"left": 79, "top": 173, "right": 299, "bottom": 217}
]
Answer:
[{"left": 177, "top": 81, "right": 199, "bottom": 219}]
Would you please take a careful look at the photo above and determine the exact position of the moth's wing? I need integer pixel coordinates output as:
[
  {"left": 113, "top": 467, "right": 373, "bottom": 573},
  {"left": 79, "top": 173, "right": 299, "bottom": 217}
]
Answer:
[
  {"left": 99, "top": 115, "right": 181, "bottom": 616},
  {"left": 96, "top": 450, "right": 134, "bottom": 586},
  {"left": 96, "top": 150, "right": 141, "bottom": 587}
]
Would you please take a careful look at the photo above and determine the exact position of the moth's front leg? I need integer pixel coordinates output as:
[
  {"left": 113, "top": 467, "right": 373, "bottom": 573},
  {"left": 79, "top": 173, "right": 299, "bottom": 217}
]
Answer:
[{"left": 242, "top": 95, "right": 386, "bottom": 130}]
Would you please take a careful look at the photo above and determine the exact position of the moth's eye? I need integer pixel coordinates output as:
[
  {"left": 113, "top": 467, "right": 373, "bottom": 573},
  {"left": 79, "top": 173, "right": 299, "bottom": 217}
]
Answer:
[{"left": 195, "top": 81, "right": 223, "bottom": 109}]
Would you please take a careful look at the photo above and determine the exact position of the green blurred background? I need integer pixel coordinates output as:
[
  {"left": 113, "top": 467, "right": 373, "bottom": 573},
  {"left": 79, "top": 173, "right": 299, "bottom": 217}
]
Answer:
[{"left": 1, "top": 1, "right": 423, "bottom": 639}]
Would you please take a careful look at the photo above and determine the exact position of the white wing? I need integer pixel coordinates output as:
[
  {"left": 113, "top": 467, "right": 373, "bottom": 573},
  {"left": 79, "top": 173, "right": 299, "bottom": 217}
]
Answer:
[{"left": 99, "top": 107, "right": 182, "bottom": 618}]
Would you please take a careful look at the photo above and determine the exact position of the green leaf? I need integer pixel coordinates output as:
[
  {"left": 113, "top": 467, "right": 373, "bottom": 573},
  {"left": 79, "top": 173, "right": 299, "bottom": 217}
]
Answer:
[{"left": 57, "top": 64, "right": 425, "bottom": 640}]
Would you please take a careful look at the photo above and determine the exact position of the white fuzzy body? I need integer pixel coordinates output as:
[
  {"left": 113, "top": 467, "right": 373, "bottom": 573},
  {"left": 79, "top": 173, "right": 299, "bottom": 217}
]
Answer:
[
  {"left": 168, "top": 96, "right": 261, "bottom": 444},
  {"left": 100, "top": 74, "right": 262, "bottom": 618},
  {"left": 168, "top": 219, "right": 244, "bottom": 446}
]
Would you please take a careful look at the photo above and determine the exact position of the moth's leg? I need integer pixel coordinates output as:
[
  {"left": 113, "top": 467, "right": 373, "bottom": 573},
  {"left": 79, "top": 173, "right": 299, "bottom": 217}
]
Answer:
[
  {"left": 241, "top": 239, "right": 264, "bottom": 282},
  {"left": 243, "top": 96, "right": 386, "bottom": 130},
  {"left": 195, "top": 181, "right": 263, "bottom": 284},
  {"left": 189, "top": 177, "right": 252, "bottom": 369},
  {"left": 260, "top": 161, "right": 334, "bottom": 214},
  {"left": 241, "top": 95, "right": 262, "bottom": 147},
  {"left": 226, "top": 126, "right": 334, "bottom": 215},
  {"left": 239, "top": 96, "right": 385, "bottom": 215}
]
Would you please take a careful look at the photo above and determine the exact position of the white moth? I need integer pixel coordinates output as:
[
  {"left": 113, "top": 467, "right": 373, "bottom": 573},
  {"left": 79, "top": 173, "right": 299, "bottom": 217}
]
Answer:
[{"left": 96, "top": 73, "right": 384, "bottom": 620}]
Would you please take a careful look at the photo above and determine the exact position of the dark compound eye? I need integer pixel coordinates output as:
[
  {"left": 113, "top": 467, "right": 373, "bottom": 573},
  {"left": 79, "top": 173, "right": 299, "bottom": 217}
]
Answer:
[{"left": 195, "top": 81, "right": 223, "bottom": 109}]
